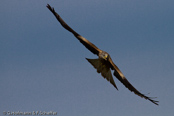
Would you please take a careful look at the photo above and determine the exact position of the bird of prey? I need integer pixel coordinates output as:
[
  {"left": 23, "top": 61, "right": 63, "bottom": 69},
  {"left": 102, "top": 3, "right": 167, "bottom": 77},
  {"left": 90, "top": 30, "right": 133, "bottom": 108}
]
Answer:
[{"left": 46, "top": 4, "right": 158, "bottom": 105}]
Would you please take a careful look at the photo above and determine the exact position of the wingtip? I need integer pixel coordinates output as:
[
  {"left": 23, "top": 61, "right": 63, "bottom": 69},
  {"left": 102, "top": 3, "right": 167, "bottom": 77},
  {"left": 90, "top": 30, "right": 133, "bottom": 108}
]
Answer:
[
  {"left": 46, "top": 4, "right": 50, "bottom": 8},
  {"left": 149, "top": 98, "right": 159, "bottom": 105}
]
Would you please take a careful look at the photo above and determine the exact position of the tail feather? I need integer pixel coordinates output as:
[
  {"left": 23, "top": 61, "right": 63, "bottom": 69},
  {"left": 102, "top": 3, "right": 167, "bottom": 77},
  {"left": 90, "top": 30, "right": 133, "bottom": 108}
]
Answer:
[{"left": 86, "top": 58, "right": 118, "bottom": 90}]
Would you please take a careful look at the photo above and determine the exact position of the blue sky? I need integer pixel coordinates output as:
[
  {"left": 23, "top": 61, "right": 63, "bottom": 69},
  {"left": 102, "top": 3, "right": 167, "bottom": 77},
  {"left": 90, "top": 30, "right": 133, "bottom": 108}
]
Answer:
[{"left": 1, "top": 0, "right": 174, "bottom": 116}]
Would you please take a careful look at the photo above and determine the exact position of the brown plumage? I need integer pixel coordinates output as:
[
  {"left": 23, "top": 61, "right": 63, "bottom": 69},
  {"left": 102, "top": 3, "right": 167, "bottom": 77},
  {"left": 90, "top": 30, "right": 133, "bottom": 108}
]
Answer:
[{"left": 46, "top": 4, "right": 159, "bottom": 105}]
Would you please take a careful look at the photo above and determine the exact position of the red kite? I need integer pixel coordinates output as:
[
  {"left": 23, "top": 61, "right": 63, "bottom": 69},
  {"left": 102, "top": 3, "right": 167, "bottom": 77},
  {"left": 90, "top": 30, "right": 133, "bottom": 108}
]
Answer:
[{"left": 47, "top": 4, "right": 158, "bottom": 105}]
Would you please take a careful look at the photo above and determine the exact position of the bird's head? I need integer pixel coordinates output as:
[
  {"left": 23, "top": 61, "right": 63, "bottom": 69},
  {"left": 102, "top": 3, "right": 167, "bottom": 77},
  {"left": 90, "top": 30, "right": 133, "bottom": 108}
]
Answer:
[{"left": 99, "top": 51, "right": 109, "bottom": 61}]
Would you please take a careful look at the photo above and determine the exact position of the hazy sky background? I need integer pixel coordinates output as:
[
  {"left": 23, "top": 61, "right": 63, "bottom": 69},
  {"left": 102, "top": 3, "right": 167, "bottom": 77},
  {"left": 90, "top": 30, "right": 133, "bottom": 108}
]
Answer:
[{"left": 1, "top": 0, "right": 174, "bottom": 116}]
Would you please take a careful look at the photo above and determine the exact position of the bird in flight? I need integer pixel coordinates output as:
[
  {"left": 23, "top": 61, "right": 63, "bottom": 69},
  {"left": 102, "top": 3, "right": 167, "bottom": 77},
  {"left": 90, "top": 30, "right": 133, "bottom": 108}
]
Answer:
[{"left": 46, "top": 4, "right": 158, "bottom": 105}]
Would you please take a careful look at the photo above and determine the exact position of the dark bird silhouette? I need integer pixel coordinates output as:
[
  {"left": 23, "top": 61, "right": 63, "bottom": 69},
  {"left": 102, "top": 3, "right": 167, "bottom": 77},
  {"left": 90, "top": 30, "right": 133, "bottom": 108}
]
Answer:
[{"left": 46, "top": 4, "right": 159, "bottom": 105}]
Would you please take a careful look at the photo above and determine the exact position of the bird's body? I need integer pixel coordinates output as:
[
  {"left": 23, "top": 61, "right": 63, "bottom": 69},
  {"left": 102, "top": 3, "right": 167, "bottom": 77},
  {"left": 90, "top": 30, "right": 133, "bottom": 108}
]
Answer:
[
  {"left": 46, "top": 4, "right": 159, "bottom": 105},
  {"left": 86, "top": 51, "right": 118, "bottom": 90}
]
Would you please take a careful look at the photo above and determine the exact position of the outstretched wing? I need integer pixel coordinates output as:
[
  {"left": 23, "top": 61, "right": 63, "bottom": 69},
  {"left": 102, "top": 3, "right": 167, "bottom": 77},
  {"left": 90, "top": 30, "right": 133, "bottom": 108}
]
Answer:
[
  {"left": 47, "top": 4, "right": 101, "bottom": 55},
  {"left": 108, "top": 57, "right": 159, "bottom": 105},
  {"left": 47, "top": 4, "right": 158, "bottom": 105},
  {"left": 86, "top": 58, "right": 118, "bottom": 90}
]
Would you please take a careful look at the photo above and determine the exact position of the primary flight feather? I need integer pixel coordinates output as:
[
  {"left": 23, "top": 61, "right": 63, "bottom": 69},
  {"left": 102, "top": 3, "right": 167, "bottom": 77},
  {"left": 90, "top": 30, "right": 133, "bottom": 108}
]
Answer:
[{"left": 46, "top": 4, "right": 159, "bottom": 105}]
